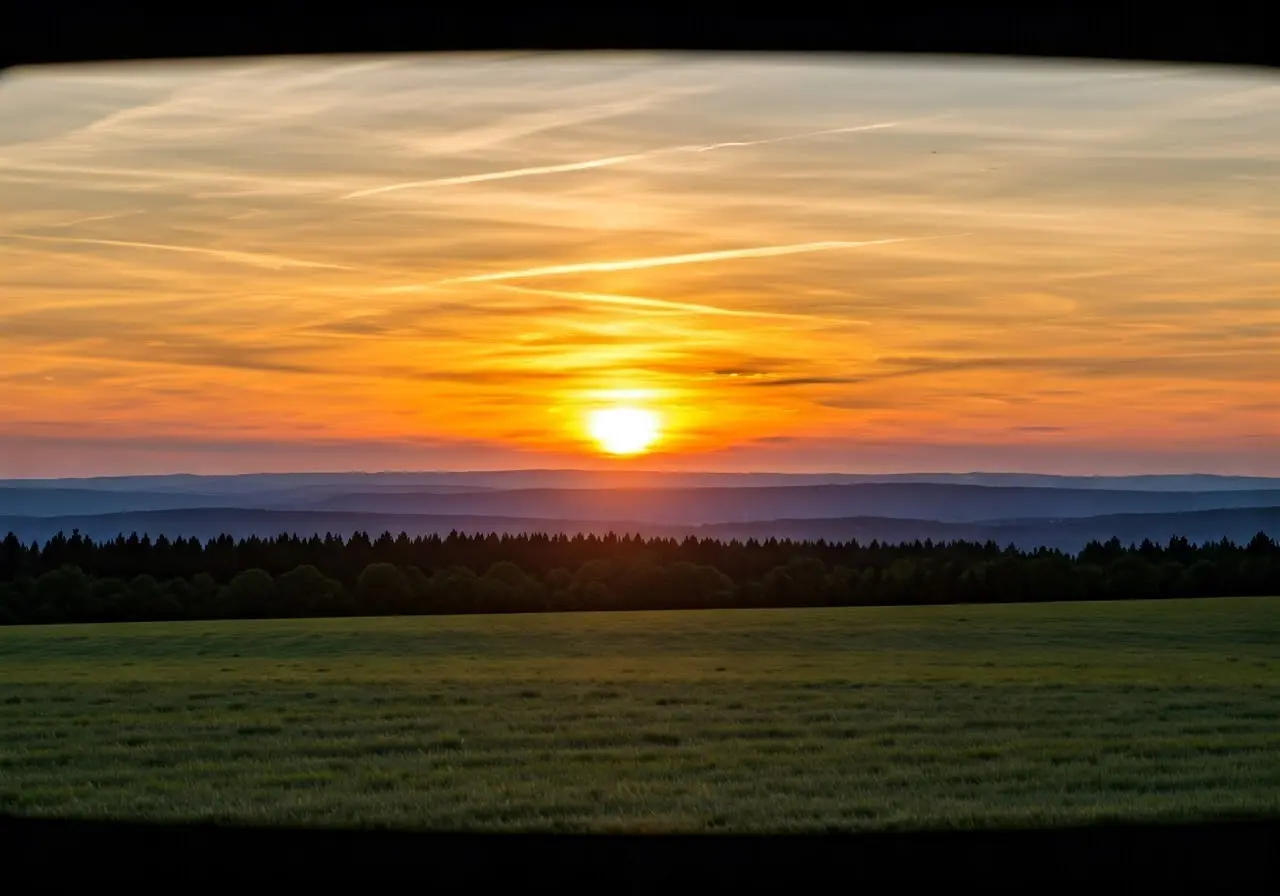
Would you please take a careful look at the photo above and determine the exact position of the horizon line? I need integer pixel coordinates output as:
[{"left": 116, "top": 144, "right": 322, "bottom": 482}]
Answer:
[{"left": 4, "top": 469, "right": 1280, "bottom": 483}]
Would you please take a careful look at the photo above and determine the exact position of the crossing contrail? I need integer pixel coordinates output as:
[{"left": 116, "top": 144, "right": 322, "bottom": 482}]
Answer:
[
  {"left": 492, "top": 285, "right": 865, "bottom": 325},
  {"left": 340, "top": 121, "right": 899, "bottom": 200},
  {"left": 431, "top": 235, "right": 963, "bottom": 286}
]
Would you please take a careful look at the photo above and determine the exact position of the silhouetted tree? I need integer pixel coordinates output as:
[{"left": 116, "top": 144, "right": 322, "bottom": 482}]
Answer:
[
  {"left": 277, "top": 564, "right": 349, "bottom": 617},
  {"left": 225, "top": 568, "right": 277, "bottom": 617},
  {"left": 356, "top": 563, "right": 412, "bottom": 614},
  {"left": 1, "top": 526, "right": 1277, "bottom": 625}
]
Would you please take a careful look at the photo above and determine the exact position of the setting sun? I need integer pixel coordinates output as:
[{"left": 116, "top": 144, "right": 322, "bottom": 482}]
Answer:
[{"left": 587, "top": 407, "right": 661, "bottom": 456}]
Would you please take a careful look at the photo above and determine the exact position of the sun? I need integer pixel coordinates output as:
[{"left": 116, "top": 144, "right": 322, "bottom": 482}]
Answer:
[{"left": 587, "top": 406, "right": 661, "bottom": 456}]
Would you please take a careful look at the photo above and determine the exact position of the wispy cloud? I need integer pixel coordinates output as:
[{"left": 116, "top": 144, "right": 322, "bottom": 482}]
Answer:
[
  {"left": 747, "top": 376, "right": 866, "bottom": 388},
  {"left": 0, "top": 159, "right": 364, "bottom": 198},
  {"left": 1, "top": 232, "right": 358, "bottom": 271}
]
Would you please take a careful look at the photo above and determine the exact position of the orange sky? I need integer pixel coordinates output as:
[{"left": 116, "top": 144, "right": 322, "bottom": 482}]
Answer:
[{"left": 1, "top": 54, "right": 1278, "bottom": 477}]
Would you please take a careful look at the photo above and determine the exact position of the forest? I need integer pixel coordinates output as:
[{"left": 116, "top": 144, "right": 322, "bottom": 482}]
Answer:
[{"left": 2, "top": 528, "right": 1279, "bottom": 625}]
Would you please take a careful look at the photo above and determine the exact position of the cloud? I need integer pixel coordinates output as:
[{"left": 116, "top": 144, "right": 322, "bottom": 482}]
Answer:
[
  {"left": 746, "top": 376, "right": 866, "bottom": 388},
  {"left": 0, "top": 310, "right": 332, "bottom": 377},
  {"left": 390, "top": 368, "right": 583, "bottom": 386},
  {"left": 299, "top": 316, "right": 464, "bottom": 339},
  {"left": 0, "top": 159, "right": 363, "bottom": 199},
  {"left": 0, "top": 431, "right": 498, "bottom": 455},
  {"left": 1, "top": 232, "right": 357, "bottom": 271},
  {"left": 0, "top": 431, "right": 578, "bottom": 478},
  {"left": 860, "top": 354, "right": 1280, "bottom": 382},
  {"left": 300, "top": 317, "right": 404, "bottom": 337}
]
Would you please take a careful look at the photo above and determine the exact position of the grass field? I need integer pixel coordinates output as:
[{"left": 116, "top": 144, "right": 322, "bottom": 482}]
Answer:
[{"left": 2, "top": 598, "right": 1279, "bottom": 831}]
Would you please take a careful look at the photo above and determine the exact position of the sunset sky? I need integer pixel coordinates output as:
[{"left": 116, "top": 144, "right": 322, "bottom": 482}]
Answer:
[{"left": 1, "top": 54, "right": 1277, "bottom": 477}]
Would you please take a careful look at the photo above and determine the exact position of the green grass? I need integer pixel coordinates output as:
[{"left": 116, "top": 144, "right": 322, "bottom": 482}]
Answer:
[{"left": 2, "top": 598, "right": 1279, "bottom": 831}]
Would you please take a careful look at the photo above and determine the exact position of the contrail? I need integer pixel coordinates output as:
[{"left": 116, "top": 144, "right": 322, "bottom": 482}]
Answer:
[
  {"left": 340, "top": 121, "right": 898, "bottom": 200},
  {"left": 676, "top": 122, "right": 898, "bottom": 153},
  {"left": 342, "top": 153, "right": 651, "bottom": 199},
  {"left": 493, "top": 285, "right": 863, "bottom": 325},
  {"left": 0, "top": 232, "right": 357, "bottom": 271},
  {"left": 38, "top": 211, "right": 143, "bottom": 229},
  {"left": 433, "top": 237, "right": 953, "bottom": 285}
]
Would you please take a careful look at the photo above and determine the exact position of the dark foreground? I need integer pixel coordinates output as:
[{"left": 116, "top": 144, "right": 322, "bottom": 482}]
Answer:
[{"left": 4, "top": 814, "right": 1277, "bottom": 884}]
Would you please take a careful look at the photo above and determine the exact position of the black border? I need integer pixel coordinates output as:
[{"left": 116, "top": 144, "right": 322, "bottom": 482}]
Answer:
[
  {"left": 3, "top": 814, "right": 1279, "bottom": 882},
  {"left": 3, "top": 2, "right": 1279, "bottom": 885},
  {"left": 2, "top": 6, "right": 1277, "bottom": 70}
]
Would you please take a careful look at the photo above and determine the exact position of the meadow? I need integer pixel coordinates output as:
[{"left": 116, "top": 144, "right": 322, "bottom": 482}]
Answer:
[{"left": 2, "top": 597, "right": 1279, "bottom": 831}]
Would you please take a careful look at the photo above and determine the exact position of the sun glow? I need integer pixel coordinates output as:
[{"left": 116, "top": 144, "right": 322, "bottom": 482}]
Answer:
[{"left": 587, "top": 407, "right": 662, "bottom": 456}]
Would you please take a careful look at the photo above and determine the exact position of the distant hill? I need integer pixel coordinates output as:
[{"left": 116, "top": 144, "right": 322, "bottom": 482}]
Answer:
[
  {"left": 5, "top": 470, "right": 1280, "bottom": 551},
  {"left": 0, "top": 484, "right": 498, "bottom": 516},
  {"left": 5, "top": 505, "right": 1280, "bottom": 553},
  {"left": 8, "top": 481, "right": 1280, "bottom": 523},
  {"left": 0, "top": 488, "right": 247, "bottom": 517},
  {"left": 291, "top": 484, "right": 1280, "bottom": 525},
  {"left": 0, "top": 509, "right": 686, "bottom": 544},
  {"left": 4, "top": 470, "right": 1278, "bottom": 493},
  {"left": 698, "top": 506, "right": 1280, "bottom": 552}
]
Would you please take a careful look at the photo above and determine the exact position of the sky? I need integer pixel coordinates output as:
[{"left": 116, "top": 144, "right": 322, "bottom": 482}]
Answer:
[{"left": 1, "top": 53, "right": 1278, "bottom": 477}]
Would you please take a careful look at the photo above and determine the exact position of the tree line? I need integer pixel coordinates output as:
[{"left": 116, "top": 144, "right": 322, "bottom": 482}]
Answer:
[{"left": 2, "top": 528, "right": 1279, "bottom": 625}]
